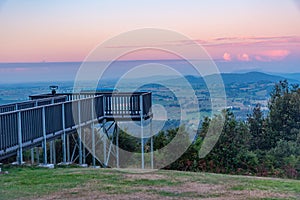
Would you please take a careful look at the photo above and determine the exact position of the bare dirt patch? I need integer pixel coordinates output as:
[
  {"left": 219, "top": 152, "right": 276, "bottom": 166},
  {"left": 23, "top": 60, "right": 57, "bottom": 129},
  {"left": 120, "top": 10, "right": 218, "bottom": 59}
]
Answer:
[
  {"left": 137, "top": 180, "right": 293, "bottom": 199},
  {"left": 31, "top": 170, "right": 296, "bottom": 200},
  {"left": 229, "top": 189, "right": 292, "bottom": 199},
  {"left": 32, "top": 184, "right": 294, "bottom": 200},
  {"left": 37, "top": 192, "right": 173, "bottom": 200},
  {"left": 123, "top": 173, "right": 167, "bottom": 180},
  {"left": 146, "top": 181, "right": 224, "bottom": 194}
]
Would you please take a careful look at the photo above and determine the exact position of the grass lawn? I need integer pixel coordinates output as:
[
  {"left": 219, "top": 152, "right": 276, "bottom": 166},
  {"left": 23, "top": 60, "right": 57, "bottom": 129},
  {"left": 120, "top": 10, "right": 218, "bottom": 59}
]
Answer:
[{"left": 0, "top": 165, "right": 299, "bottom": 199}]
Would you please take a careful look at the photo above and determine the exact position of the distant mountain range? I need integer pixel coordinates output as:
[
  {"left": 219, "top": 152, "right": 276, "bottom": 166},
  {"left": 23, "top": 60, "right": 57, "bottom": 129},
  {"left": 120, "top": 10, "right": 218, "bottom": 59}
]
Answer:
[
  {"left": 212, "top": 72, "right": 298, "bottom": 84},
  {"left": 120, "top": 71, "right": 300, "bottom": 90},
  {"left": 0, "top": 71, "right": 298, "bottom": 90},
  {"left": 182, "top": 72, "right": 299, "bottom": 86}
]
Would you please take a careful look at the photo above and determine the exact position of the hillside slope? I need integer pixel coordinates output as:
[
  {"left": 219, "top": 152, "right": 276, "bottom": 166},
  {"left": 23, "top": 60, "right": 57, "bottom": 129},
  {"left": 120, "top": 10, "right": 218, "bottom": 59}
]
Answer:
[{"left": 0, "top": 166, "right": 299, "bottom": 200}]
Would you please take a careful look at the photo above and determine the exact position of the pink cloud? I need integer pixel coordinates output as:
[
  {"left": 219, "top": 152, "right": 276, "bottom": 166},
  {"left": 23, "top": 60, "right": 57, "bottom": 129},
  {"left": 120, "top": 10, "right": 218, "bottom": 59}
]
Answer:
[
  {"left": 223, "top": 52, "right": 232, "bottom": 61},
  {"left": 213, "top": 36, "right": 300, "bottom": 44},
  {"left": 255, "top": 50, "right": 290, "bottom": 61},
  {"left": 203, "top": 36, "right": 300, "bottom": 50},
  {"left": 237, "top": 53, "right": 250, "bottom": 61}
]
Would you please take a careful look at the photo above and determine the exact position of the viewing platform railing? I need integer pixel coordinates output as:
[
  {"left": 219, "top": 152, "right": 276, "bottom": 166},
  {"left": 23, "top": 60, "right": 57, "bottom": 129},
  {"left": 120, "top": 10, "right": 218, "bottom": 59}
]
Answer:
[{"left": 0, "top": 92, "right": 152, "bottom": 160}]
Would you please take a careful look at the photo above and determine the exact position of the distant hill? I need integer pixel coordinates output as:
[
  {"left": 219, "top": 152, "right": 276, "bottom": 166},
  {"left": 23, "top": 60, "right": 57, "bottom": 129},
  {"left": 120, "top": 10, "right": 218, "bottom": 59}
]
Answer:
[
  {"left": 277, "top": 73, "right": 300, "bottom": 82},
  {"left": 184, "top": 72, "right": 298, "bottom": 86},
  {"left": 220, "top": 72, "right": 297, "bottom": 84}
]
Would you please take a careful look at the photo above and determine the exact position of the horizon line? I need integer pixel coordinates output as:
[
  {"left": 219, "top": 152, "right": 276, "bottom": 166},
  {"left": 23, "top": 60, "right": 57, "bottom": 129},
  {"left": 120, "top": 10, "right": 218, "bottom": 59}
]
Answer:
[{"left": 0, "top": 58, "right": 229, "bottom": 64}]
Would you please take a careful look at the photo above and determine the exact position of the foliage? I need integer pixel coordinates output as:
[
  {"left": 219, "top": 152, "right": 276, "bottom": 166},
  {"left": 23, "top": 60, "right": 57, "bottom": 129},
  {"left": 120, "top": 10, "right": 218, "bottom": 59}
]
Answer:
[
  {"left": 148, "top": 80, "right": 300, "bottom": 179},
  {"left": 16, "top": 80, "right": 300, "bottom": 179}
]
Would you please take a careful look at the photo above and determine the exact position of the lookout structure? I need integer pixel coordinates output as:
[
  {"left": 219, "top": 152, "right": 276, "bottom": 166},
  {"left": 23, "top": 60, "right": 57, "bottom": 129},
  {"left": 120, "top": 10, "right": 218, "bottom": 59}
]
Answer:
[{"left": 0, "top": 90, "right": 153, "bottom": 169}]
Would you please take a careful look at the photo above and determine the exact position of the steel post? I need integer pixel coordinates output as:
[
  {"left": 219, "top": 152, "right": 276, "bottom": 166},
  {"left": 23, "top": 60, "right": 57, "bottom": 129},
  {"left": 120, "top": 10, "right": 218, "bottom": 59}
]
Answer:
[
  {"left": 31, "top": 148, "right": 34, "bottom": 165},
  {"left": 78, "top": 101, "right": 82, "bottom": 165},
  {"left": 102, "top": 120, "right": 107, "bottom": 166},
  {"left": 62, "top": 103, "right": 66, "bottom": 163},
  {"left": 116, "top": 122, "right": 119, "bottom": 168},
  {"left": 150, "top": 119, "right": 154, "bottom": 169},
  {"left": 17, "top": 111, "right": 23, "bottom": 165},
  {"left": 140, "top": 95, "right": 144, "bottom": 169},
  {"left": 91, "top": 99, "right": 96, "bottom": 167},
  {"left": 42, "top": 107, "right": 47, "bottom": 165}
]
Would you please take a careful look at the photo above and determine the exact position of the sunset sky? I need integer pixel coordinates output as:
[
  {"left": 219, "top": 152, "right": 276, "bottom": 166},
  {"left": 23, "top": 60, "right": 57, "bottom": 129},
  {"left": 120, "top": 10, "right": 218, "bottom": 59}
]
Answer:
[{"left": 0, "top": 0, "right": 300, "bottom": 74}]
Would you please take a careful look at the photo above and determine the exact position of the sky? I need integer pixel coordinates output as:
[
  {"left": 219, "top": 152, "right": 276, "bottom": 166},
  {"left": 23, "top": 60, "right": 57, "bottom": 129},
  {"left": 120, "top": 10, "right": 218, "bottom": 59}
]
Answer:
[{"left": 0, "top": 0, "right": 300, "bottom": 77}]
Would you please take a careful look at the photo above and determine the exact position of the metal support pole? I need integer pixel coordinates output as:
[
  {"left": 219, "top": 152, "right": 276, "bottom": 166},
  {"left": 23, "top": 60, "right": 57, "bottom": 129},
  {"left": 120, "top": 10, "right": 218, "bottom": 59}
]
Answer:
[
  {"left": 91, "top": 99, "right": 96, "bottom": 167},
  {"left": 31, "top": 148, "right": 34, "bottom": 165},
  {"left": 103, "top": 95, "right": 106, "bottom": 117},
  {"left": 92, "top": 123, "right": 96, "bottom": 167},
  {"left": 116, "top": 122, "right": 119, "bottom": 168},
  {"left": 83, "top": 130, "right": 86, "bottom": 164},
  {"left": 150, "top": 119, "right": 154, "bottom": 169},
  {"left": 140, "top": 95, "right": 144, "bottom": 169},
  {"left": 79, "top": 128, "right": 83, "bottom": 165},
  {"left": 105, "top": 122, "right": 115, "bottom": 167},
  {"left": 17, "top": 111, "right": 23, "bottom": 165},
  {"left": 78, "top": 101, "right": 82, "bottom": 165},
  {"left": 102, "top": 121, "right": 107, "bottom": 166},
  {"left": 16, "top": 151, "right": 19, "bottom": 164},
  {"left": 42, "top": 107, "right": 47, "bottom": 165},
  {"left": 78, "top": 136, "right": 83, "bottom": 164},
  {"left": 62, "top": 103, "right": 66, "bottom": 163}
]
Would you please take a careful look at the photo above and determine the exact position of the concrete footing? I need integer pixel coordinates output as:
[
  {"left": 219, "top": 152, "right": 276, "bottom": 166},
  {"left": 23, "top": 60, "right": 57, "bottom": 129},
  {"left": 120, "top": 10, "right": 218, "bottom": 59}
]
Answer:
[{"left": 38, "top": 164, "right": 55, "bottom": 169}]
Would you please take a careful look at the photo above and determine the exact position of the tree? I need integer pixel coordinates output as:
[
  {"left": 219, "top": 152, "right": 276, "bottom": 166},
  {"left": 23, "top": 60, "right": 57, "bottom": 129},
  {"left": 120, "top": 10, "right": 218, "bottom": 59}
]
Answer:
[
  {"left": 200, "top": 110, "right": 244, "bottom": 173},
  {"left": 248, "top": 104, "right": 267, "bottom": 150},
  {"left": 151, "top": 130, "right": 167, "bottom": 151},
  {"left": 267, "top": 80, "right": 300, "bottom": 148}
]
